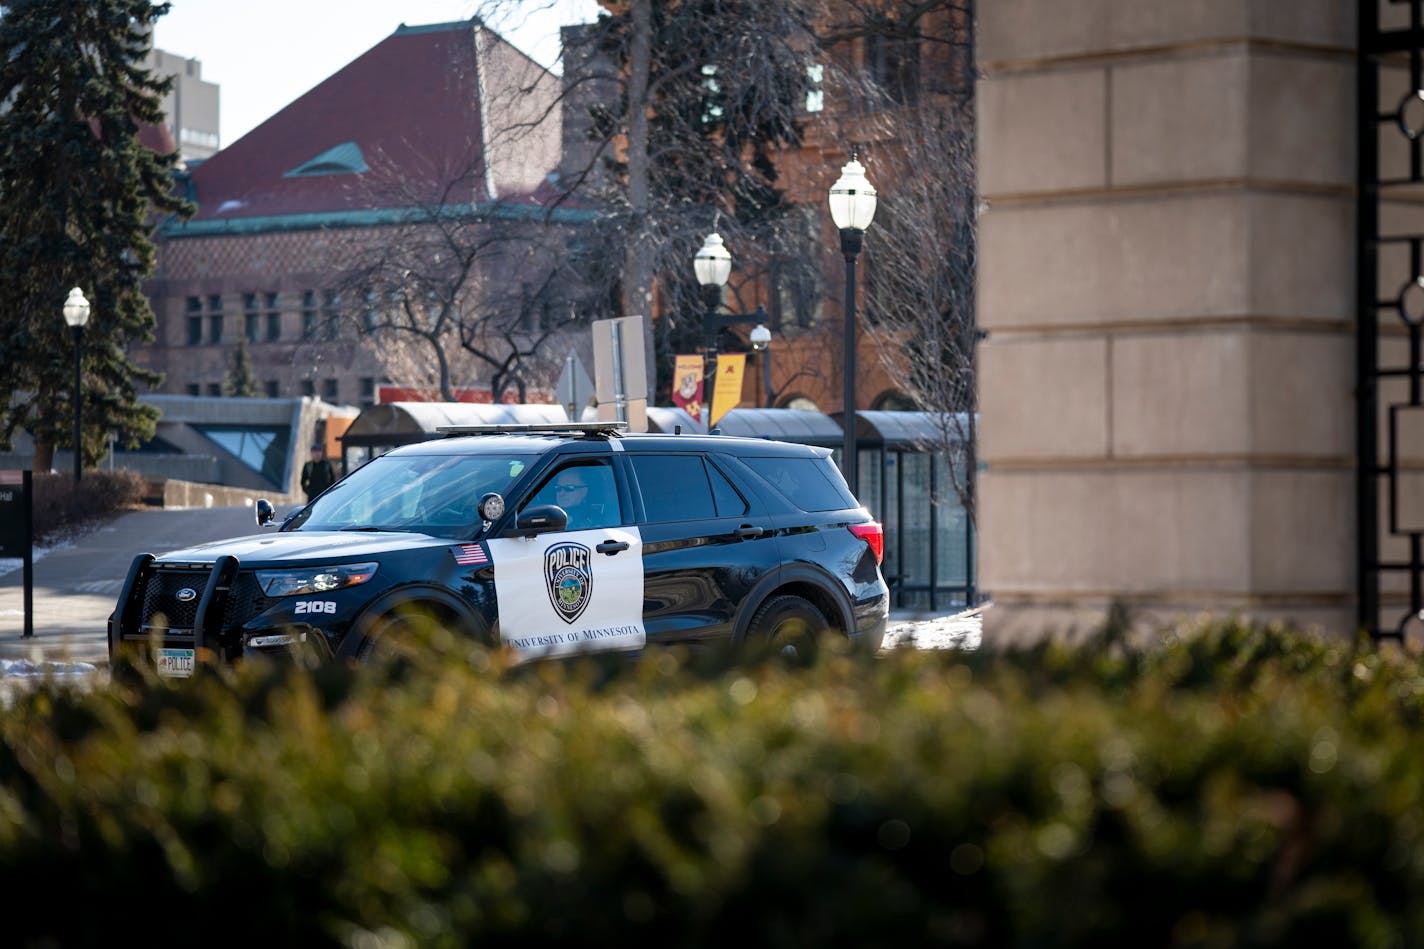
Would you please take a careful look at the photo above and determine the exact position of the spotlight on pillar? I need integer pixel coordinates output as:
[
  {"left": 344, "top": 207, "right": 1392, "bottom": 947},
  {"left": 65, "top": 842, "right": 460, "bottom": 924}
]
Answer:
[
  {"left": 62, "top": 287, "right": 91, "bottom": 482},
  {"left": 828, "top": 154, "right": 877, "bottom": 497}
]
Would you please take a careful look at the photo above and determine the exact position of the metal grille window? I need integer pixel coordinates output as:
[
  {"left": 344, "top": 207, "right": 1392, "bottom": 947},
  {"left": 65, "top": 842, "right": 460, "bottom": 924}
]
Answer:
[{"left": 1360, "top": 1, "right": 1424, "bottom": 641}]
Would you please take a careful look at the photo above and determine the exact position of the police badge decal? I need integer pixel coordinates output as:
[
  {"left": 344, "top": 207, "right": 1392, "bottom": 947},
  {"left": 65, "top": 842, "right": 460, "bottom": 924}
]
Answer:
[{"left": 544, "top": 541, "right": 592, "bottom": 623}]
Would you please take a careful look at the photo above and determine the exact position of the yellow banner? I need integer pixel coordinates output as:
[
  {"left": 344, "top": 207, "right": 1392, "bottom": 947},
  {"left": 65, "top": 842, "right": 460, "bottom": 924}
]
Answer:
[
  {"left": 710, "top": 353, "right": 745, "bottom": 427},
  {"left": 671, "top": 354, "right": 705, "bottom": 422}
]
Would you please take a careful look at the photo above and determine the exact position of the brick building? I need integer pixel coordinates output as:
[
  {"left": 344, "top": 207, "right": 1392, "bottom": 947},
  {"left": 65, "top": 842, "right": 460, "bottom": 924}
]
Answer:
[{"left": 139, "top": 18, "right": 575, "bottom": 408}]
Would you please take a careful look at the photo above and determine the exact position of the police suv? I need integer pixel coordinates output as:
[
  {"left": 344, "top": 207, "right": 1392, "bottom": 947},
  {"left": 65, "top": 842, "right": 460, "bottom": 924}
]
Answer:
[{"left": 108, "top": 422, "right": 888, "bottom": 677}]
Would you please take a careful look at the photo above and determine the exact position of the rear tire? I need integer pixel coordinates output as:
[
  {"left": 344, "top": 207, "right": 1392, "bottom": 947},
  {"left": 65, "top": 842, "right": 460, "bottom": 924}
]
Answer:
[{"left": 748, "top": 594, "right": 829, "bottom": 661}]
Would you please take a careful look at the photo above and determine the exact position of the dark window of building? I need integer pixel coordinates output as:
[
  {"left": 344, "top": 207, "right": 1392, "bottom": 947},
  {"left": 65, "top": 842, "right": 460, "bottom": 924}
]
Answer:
[
  {"left": 193, "top": 423, "right": 291, "bottom": 485},
  {"left": 866, "top": 32, "right": 920, "bottom": 106},
  {"left": 207, "top": 382, "right": 222, "bottom": 397},
  {"left": 207, "top": 294, "right": 224, "bottom": 344},
  {"left": 302, "top": 291, "right": 318, "bottom": 340},
  {"left": 323, "top": 378, "right": 338, "bottom": 401},
  {"left": 186, "top": 383, "right": 200, "bottom": 396},
  {"left": 265, "top": 292, "right": 281, "bottom": 341},
  {"left": 323, "top": 290, "right": 340, "bottom": 340},
  {"left": 360, "top": 377, "right": 376, "bottom": 406},
  {"left": 301, "top": 380, "right": 316, "bottom": 397},
  {"left": 771, "top": 207, "right": 823, "bottom": 328},
  {"left": 264, "top": 380, "right": 279, "bottom": 398},
  {"left": 186, "top": 296, "right": 203, "bottom": 345},
  {"left": 363, "top": 289, "right": 380, "bottom": 332},
  {"left": 244, "top": 293, "right": 260, "bottom": 343}
]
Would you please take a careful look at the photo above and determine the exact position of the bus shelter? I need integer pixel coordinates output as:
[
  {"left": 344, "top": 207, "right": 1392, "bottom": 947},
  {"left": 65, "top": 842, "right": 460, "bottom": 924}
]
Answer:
[
  {"left": 848, "top": 411, "right": 977, "bottom": 612},
  {"left": 338, "top": 402, "right": 568, "bottom": 473}
]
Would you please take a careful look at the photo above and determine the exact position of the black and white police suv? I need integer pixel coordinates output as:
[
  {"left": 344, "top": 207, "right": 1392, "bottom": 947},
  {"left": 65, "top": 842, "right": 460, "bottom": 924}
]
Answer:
[{"left": 108, "top": 422, "right": 888, "bottom": 678}]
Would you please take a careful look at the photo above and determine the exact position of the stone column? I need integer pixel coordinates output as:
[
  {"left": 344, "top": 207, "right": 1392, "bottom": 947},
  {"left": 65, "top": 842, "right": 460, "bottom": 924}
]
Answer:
[{"left": 976, "top": 1, "right": 1357, "bottom": 642}]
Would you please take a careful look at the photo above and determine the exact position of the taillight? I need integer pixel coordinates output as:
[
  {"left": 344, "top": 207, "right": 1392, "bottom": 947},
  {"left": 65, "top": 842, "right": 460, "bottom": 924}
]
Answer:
[{"left": 848, "top": 522, "right": 884, "bottom": 565}]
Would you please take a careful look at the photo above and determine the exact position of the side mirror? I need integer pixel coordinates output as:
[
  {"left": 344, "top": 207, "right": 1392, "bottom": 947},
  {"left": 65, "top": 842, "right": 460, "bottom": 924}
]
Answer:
[
  {"left": 514, "top": 503, "right": 568, "bottom": 537},
  {"left": 255, "top": 498, "right": 274, "bottom": 527}
]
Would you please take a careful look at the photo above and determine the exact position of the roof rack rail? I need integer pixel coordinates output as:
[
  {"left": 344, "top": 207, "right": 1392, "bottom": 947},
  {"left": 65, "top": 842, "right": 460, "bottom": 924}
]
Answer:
[{"left": 436, "top": 421, "right": 629, "bottom": 438}]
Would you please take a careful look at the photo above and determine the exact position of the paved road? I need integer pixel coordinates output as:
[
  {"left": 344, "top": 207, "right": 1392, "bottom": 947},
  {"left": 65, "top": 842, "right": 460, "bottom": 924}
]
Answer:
[{"left": 0, "top": 504, "right": 264, "bottom": 665}]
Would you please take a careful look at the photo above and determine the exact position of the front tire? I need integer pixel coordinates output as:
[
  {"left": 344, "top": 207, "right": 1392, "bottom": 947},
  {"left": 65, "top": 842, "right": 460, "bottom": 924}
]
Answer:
[
  {"left": 748, "top": 594, "right": 829, "bottom": 661},
  {"left": 356, "top": 602, "right": 459, "bottom": 668}
]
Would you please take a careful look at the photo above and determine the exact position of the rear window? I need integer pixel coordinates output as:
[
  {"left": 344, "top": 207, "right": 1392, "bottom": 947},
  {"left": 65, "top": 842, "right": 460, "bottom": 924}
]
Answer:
[{"left": 741, "top": 455, "right": 857, "bottom": 511}]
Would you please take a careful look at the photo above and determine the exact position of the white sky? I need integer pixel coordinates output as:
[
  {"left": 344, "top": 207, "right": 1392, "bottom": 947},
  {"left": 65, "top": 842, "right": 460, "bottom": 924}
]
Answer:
[{"left": 152, "top": 0, "right": 603, "bottom": 148}]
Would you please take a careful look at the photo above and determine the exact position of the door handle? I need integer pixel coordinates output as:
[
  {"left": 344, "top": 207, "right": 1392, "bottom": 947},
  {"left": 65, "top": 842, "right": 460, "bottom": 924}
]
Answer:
[
  {"left": 733, "top": 525, "right": 765, "bottom": 539},
  {"left": 596, "top": 540, "right": 630, "bottom": 555}
]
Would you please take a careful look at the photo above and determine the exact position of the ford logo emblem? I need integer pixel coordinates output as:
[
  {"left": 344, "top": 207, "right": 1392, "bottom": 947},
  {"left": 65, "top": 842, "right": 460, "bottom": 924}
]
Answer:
[{"left": 175, "top": 588, "right": 198, "bottom": 603}]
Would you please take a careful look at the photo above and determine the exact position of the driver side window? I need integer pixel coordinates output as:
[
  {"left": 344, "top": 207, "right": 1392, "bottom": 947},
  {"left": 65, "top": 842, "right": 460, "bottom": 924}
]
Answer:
[{"left": 524, "top": 460, "right": 621, "bottom": 531}]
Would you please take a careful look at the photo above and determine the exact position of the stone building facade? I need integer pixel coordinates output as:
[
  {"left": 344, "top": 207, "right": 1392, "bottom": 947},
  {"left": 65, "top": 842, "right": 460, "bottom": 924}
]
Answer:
[{"left": 976, "top": 1, "right": 1361, "bottom": 640}]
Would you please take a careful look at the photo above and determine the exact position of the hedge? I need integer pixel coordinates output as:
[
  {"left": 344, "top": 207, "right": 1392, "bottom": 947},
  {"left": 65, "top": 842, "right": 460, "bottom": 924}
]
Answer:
[
  {"left": 30, "top": 469, "right": 148, "bottom": 544},
  {"left": 2, "top": 619, "right": 1423, "bottom": 947}
]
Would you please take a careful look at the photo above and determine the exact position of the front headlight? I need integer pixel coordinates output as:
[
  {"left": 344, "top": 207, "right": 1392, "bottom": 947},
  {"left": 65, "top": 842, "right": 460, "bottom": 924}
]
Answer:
[{"left": 256, "top": 562, "right": 379, "bottom": 597}]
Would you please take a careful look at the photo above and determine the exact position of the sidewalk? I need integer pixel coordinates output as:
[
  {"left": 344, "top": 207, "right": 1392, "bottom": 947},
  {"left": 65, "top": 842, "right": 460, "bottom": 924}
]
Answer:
[{"left": 0, "top": 505, "right": 264, "bottom": 665}]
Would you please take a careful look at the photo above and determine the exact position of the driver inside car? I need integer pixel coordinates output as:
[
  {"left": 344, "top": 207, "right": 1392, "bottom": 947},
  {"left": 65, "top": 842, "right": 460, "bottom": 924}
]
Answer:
[{"left": 539, "top": 464, "right": 619, "bottom": 531}]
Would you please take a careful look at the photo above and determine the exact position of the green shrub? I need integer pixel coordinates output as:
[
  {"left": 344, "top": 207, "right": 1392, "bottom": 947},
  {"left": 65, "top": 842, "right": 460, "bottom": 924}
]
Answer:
[
  {"left": 30, "top": 469, "right": 147, "bottom": 544},
  {"left": 3, "top": 620, "right": 1424, "bottom": 947}
]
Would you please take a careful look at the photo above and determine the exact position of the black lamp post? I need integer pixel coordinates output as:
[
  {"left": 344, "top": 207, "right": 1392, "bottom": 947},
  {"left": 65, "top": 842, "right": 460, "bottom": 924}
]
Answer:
[
  {"left": 62, "top": 287, "right": 91, "bottom": 482},
  {"left": 828, "top": 155, "right": 877, "bottom": 497},
  {"left": 693, "top": 232, "right": 772, "bottom": 426}
]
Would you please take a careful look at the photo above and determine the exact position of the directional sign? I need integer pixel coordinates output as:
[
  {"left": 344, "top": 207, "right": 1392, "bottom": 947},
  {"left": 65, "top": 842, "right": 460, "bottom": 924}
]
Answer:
[{"left": 555, "top": 350, "right": 594, "bottom": 420}]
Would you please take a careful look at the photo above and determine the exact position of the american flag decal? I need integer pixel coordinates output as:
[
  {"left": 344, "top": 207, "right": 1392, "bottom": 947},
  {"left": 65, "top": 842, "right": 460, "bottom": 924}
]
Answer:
[{"left": 451, "top": 543, "right": 489, "bottom": 566}]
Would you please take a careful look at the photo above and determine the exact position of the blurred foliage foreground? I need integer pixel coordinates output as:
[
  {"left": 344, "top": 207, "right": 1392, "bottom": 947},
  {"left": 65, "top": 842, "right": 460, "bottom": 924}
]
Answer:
[{"left": 5, "top": 619, "right": 1424, "bottom": 948}]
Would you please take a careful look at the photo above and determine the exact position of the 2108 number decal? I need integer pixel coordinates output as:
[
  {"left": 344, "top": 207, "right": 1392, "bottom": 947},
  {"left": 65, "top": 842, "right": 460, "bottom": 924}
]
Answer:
[{"left": 294, "top": 601, "right": 337, "bottom": 615}]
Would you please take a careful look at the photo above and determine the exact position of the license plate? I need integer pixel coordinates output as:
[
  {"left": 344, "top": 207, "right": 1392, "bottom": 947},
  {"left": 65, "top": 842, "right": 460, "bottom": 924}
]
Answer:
[{"left": 156, "top": 648, "right": 195, "bottom": 678}]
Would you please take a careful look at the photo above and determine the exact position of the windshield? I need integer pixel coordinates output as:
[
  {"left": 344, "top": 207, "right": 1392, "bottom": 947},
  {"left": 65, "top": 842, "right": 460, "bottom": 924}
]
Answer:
[{"left": 288, "top": 452, "right": 533, "bottom": 538}]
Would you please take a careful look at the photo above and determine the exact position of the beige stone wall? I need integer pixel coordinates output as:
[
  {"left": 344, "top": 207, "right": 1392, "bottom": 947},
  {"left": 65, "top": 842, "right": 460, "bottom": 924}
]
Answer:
[{"left": 977, "top": 0, "right": 1358, "bottom": 642}]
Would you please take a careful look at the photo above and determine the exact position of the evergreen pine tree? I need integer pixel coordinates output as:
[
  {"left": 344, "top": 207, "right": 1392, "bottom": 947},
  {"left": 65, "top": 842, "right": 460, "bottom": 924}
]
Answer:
[
  {"left": 224, "top": 339, "right": 257, "bottom": 397},
  {"left": 0, "top": 0, "right": 191, "bottom": 471}
]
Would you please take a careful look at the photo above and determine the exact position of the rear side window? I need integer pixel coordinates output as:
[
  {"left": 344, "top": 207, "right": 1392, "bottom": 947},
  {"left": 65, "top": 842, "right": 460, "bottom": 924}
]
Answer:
[
  {"left": 742, "top": 455, "right": 857, "bottom": 511},
  {"left": 631, "top": 454, "right": 746, "bottom": 522}
]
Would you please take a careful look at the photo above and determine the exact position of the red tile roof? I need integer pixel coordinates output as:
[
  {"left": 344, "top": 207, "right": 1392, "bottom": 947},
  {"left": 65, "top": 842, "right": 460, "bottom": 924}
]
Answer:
[{"left": 186, "top": 19, "right": 552, "bottom": 223}]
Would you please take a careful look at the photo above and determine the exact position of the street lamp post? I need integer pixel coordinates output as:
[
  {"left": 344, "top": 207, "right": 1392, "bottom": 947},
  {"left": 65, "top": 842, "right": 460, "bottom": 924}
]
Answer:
[
  {"left": 828, "top": 155, "right": 877, "bottom": 497},
  {"left": 749, "top": 323, "right": 772, "bottom": 407},
  {"left": 61, "top": 287, "right": 91, "bottom": 482},
  {"left": 693, "top": 232, "right": 772, "bottom": 425}
]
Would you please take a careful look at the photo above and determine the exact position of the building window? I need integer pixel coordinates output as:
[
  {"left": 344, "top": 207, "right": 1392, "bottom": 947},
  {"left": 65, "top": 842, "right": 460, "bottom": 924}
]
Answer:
[
  {"left": 360, "top": 377, "right": 376, "bottom": 406},
  {"left": 243, "top": 293, "right": 260, "bottom": 343},
  {"left": 185, "top": 297, "right": 203, "bottom": 345},
  {"left": 805, "top": 63, "right": 824, "bottom": 113},
  {"left": 264, "top": 380, "right": 280, "bottom": 398},
  {"left": 323, "top": 378, "right": 339, "bottom": 402},
  {"left": 207, "top": 382, "right": 222, "bottom": 397},
  {"left": 323, "top": 290, "right": 340, "bottom": 340},
  {"left": 265, "top": 292, "right": 281, "bottom": 341},
  {"left": 301, "top": 379, "right": 316, "bottom": 397},
  {"left": 186, "top": 383, "right": 201, "bottom": 396},
  {"left": 207, "top": 294, "right": 224, "bottom": 344},
  {"left": 363, "top": 289, "right": 380, "bottom": 332},
  {"left": 302, "top": 291, "right": 318, "bottom": 340},
  {"left": 866, "top": 32, "right": 919, "bottom": 106}
]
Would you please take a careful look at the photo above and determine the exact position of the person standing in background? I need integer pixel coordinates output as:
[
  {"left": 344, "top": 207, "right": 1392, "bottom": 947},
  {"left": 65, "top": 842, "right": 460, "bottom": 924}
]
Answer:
[{"left": 301, "top": 444, "right": 335, "bottom": 502}]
